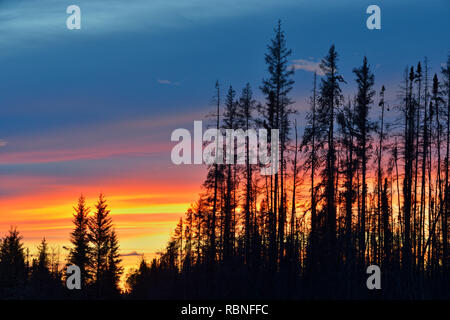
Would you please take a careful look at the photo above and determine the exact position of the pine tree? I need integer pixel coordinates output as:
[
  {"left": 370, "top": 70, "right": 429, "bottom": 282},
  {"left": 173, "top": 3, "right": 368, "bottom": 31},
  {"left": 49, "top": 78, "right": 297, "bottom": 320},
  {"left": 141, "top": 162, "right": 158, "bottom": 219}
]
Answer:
[
  {"left": 337, "top": 98, "right": 356, "bottom": 263},
  {"left": 88, "top": 193, "right": 113, "bottom": 296},
  {"left": 353, "top": 56, "right": 375, "bottom": 264},
  {"left": 173, "top": 218, "right": 183, "bottom": 269},
  {"left": 377, "top": 85, "right": 386, "bottom": 263},
  {"left": 222, "top": 85, "right": 238, "bottom": 262},
  {"left": 301, "top": 72, "right": 320, "bottom": 269},
  {"left": 442, "top": 52, "right": 450, "bottom": 271},
  {"left": 413, "top": 62, "right": 422, "bottom": 267},
  {"left": 260, "top": 19, "right": 295, "bottom": 264},
  {"left": 29, "top": 238, "right": 57, "bottom": 296},
  {"left": 68, "top": 195, "right": 91, "bottom": 288},
  {"left": 381, "top": 179, "right": 392, "bottom": 267},
  {"left": 183, "top": 207, "right": 194, "bottom": 271},
  {"left": 238, "top": 83, "right": 256, "bottom": 264},
  {"left": 402, "top": 66, "right": 416, "bottom": 271},
  {"left": 105, "top": 229, "right": 123, "bottom": 297},
  {"left": 289, "top": 119, "right": 299, "bottom": 263},
  {"left": 0, "top": 228, "right": 26, "bottom": 289},
  {"left": 432, "top": 73, "right": 444, "bottom": 269},
  {"left": 418, "top": 72, "right": 430, "bottom": 270},
  {"left": 209, "top": 81, "right": 221, "bottom": 266},
  {"left": 317, "top": 44, "right": 345, "bottom": 268},
  {"left": 37, "top": 238, "right": 50, "bottom": 271}
]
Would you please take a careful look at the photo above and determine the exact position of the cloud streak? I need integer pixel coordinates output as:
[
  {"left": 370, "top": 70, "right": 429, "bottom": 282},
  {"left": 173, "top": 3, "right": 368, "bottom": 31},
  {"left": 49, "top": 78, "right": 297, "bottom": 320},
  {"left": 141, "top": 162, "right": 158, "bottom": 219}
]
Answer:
[
  {"left": 0, "top": 0, "right": 301, "bottom": 57},
  {"left": 291, "top": 58, "right": 324, "bottom": 76},
  {"left": 120, "top": 251, "right": 142, "bottom": 257},
  {"left": 0, "top": 109, "right": 205, "bottom": 165}
]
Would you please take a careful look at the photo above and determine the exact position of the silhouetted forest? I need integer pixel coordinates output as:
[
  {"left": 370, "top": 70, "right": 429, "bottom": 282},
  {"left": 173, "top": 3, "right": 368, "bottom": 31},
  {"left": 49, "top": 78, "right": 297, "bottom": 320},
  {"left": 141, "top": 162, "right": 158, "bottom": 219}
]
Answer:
[
  {"left": 126, "top": 21, "right": 449, "bottom": 300},
  {"left": 0, "top": 194, "right": 122, "bottom": 299},
  {"left": 0, "top": 21, "right": 448, "bottom": 300}
]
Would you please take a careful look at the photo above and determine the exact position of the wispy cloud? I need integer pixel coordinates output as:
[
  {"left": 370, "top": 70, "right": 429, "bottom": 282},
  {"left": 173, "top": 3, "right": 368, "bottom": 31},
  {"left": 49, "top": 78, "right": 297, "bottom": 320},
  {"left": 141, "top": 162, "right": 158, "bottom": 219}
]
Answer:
[
  {"left": 291, "top": 58, "right": 324, "bottom": 76},
  {"left": 120, "top": 251, "right": 142, "bottom": 257},
  {"left": 0, "top": 0, "right": 300, "bottom": 57},
  {"left": 0, "top": 109, "right": 205, "bottom": 165},
  {"left": 157, "top": 79, "right": 181, "bottom": 86}
]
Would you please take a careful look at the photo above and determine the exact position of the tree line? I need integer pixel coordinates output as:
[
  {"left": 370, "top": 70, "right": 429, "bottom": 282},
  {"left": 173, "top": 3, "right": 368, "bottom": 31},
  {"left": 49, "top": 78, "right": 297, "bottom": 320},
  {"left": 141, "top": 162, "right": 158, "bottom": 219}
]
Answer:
[
  {"left": 126, "top": 21, "right": 449, "bottom": 299},
  {"left": 0, "top": 194, "right": 122, "bottom": 299}
]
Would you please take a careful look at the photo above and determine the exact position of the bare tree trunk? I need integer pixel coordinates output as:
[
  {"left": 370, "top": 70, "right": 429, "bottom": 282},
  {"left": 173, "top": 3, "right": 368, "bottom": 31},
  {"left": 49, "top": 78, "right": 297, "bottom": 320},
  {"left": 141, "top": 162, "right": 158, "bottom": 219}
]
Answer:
[
  {"left": 444, "top": 59, "right": 450, "bottom": 271},
  {"left": 290, "top": 120, "right": 299, "bottom": 258},
  {"left": 377, "top": 86, "right": 386, "bottom": 264},
  {"left": 210, "top": 81, "right": 220, "bottom": 265}
]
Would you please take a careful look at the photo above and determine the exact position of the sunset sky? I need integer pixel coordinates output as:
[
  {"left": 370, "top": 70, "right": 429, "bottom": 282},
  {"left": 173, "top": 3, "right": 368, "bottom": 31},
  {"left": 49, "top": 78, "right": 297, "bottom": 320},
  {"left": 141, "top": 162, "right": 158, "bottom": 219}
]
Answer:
[{"left": 0, "top": 0, "right": 448, "bottom": 276}]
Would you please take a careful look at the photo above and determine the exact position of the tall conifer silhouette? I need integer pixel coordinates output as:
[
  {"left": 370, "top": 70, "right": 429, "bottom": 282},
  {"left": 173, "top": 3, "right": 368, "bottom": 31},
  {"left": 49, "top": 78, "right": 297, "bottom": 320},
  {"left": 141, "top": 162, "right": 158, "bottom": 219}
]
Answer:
[
  {"left": 88, "top": 194, "right": 113, "bottom": 296},
  {"left": 68, "top": 195, "right": 91, "bottom": 288}
]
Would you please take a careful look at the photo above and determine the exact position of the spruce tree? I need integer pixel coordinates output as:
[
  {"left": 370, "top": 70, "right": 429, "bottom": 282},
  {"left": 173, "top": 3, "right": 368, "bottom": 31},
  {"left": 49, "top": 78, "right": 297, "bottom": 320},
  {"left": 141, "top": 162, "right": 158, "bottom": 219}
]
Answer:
[
  {"left": 353, "top": 56, "right": 375, "bottom": 264},
  {"left": 317, "top": 44, "right": 345, "bottom": 267},
  {"left": 301, "top": 72, "right": 320, "bottom": 269},
  {"left": 238, "top": 83, "right": 256, "bottom": 264},
  {"left": 442, "top": 52, "right": 450, "bottom": 271},
  {"left": 0, "top": 228, "right": 26, "bottom": 289},
  {"left": 88, "top": 193, "right": 113, "bottom": 296},
  {"left": 222, "top": 85, "right": 238, "bottom": 262},
  {"left": 68, "top": 195, "right": 91, "bottom": 288},
  {"left": 260, "top": 20, "right": 295, "bottom": 264},
  {"left": 105, "top": 229, "right": 123, "bottom": 297},
  {"left": 29, "top": 238, "right": 58, "bottom": 297}
]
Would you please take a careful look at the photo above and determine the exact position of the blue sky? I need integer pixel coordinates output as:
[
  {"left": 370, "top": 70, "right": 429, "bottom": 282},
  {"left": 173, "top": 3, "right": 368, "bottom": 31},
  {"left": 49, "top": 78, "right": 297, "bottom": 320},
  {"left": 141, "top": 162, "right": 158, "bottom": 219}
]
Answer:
[
  {"left": 1, "top": 0, "right": 448, "bottom": 129},
  {"left": 0, "top": 0, "right": 448, "bottom": 196}
]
